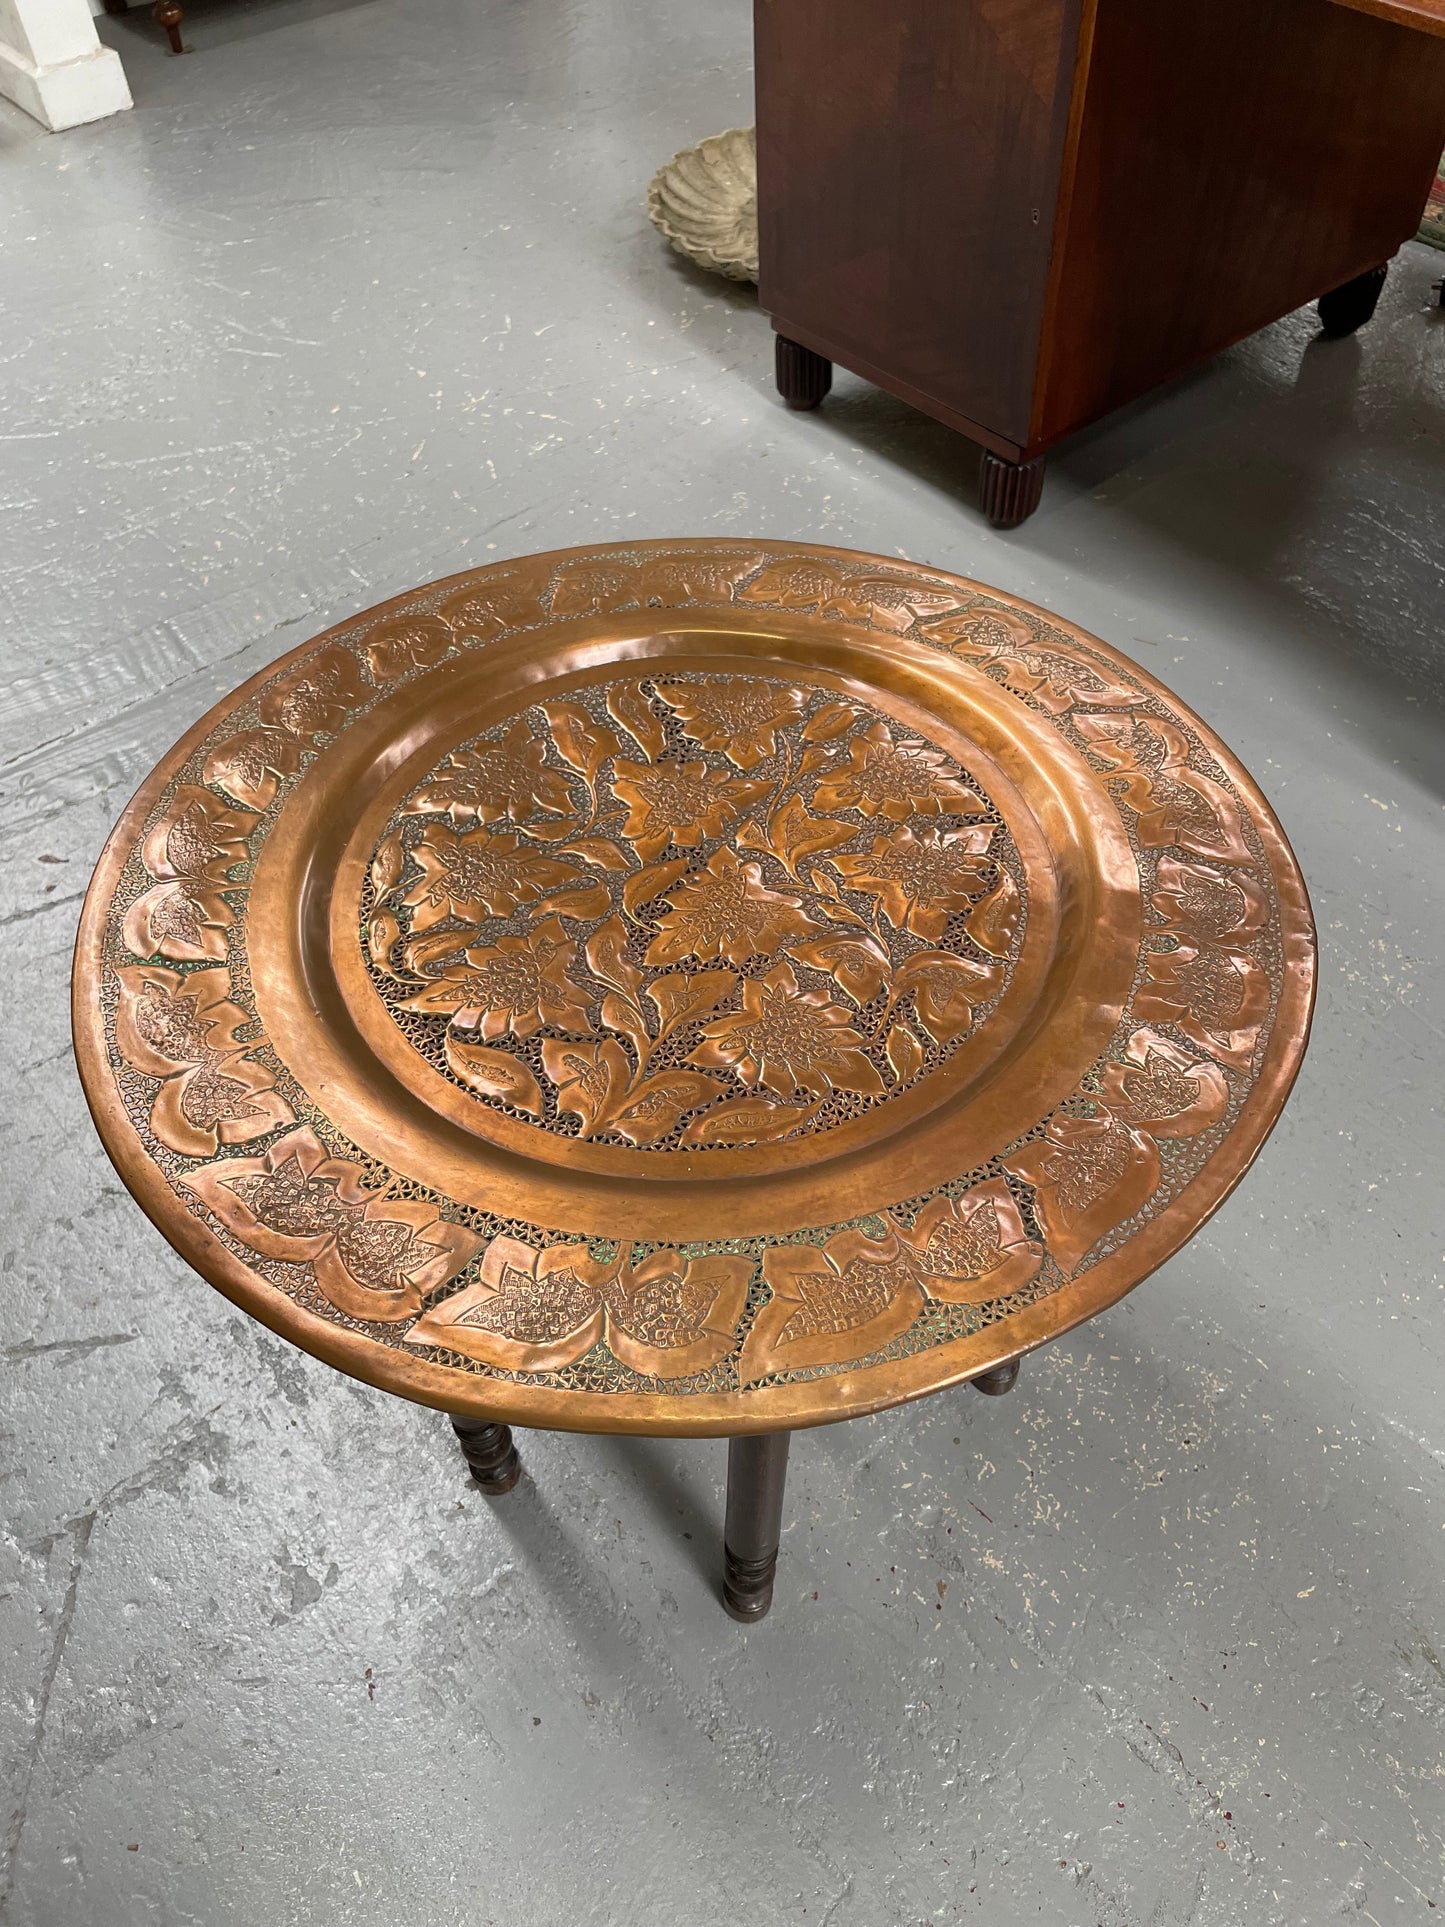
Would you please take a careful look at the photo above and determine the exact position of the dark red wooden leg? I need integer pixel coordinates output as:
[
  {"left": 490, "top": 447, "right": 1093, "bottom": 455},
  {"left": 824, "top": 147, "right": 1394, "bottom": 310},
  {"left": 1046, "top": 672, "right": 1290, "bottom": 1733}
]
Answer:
[
  {"left": 978, "top": 450, "right": 1045, "bottom": 529},
  {"left": 971, "top": 1358, "right": 1021, "bottom": 1396},
  {"left": 775, "top": 334, "right": 832, "bottom": 410},
  {"left": 723, "top": 1431, "right": 791, "bottom": 1621},
  {"left": 153, "top": 0, "right": 184, "bottom": 52},
  {"left": 1316, "top": 264, "right": 1388, "bottom": 338},
  {"left": 451, "top": 1416, "right": 521, "bottom": 1494}
]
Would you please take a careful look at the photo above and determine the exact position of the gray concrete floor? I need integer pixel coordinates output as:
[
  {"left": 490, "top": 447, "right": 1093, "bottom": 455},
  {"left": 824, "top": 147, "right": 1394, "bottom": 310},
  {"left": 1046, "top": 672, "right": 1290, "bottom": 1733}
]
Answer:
[{"left": 2, "top": 2, "right": 1444, "bottom": 1922}]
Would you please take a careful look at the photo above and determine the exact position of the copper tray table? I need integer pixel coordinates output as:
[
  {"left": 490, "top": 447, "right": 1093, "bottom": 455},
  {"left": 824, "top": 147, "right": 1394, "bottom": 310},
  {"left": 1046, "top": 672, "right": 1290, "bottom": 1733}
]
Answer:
[{"left": 72, "top": 541, "right": 1315, "bottom": 1620}]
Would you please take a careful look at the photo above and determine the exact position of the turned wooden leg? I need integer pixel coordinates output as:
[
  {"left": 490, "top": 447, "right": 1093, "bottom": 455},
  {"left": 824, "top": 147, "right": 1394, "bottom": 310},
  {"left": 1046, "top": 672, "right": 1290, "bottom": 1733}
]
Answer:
[
  {"left": 153, "top": 0, "right": 184, "bottom": 52},
  {"left": 723, "top": 1431, "right": 791, "bottom": 1622},
  {"left": 1316, "top": 264, "right": 1388, "bottom": 338},
  {"left": 775, "top": 333, "right": 832, "bottom": 411},
  {"left": 971, "top": 1358, "right": 1021, "bottom": 1396},
  {"left": 978, "top": 449, "right": 1045, "bottom": 529},
  {"left": 450, "top": 1415, "right": 521, "bottom": 1494}
]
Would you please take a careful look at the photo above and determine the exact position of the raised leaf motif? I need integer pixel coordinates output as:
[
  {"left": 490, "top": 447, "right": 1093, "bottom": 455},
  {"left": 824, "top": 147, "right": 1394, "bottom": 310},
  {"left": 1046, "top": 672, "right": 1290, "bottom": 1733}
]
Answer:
[
  {"left": 679, "top": 1095, "right": 819, "bottom": 1148},
  {"left": 606, "top": 680, "right": 666, "bottom": 762},
  {"left": 527, "top": 879, "right": 614, "bottom": 922},
  {"left": 204, "top": 726, "right": 305, "bottom": 811},
  {"left": 802, "top": 696, "right": 865, "bottom": 743},
  {"left": 623, "top": 856, "right": 690, "bottom": 919},
  {"left": 585, "top": 916, "right": 645, "bottom": 1000},
  {"left": 260, "top": 647, "right": 367, "bottom": 738},
  {"left": 369, "top": 829, "right": 408, "bottom": 900},
  {"left": 894, "top": 1181, "right": 1042, "bottom": 1303},
  {"left": 548, "top": 560, "right": 636, "bottom": 618},
  {"left": 367, "top": 910, "right": 403, "bottom": 976},
  {"left": 444, "top": 1034, "right": 545, "bottom": 1116},
  {"left": 787, "top": 933, "right": 892, "bottom": 1006},
  {"left": 114, "top": 963, "right": 293, "bottom": 1158},
  {"left": 363, "top": 614, "right": 454, "bottom": 682},
  {"left": 599, "top": 989, "right": 651, "bottom": 1059},
  {"left": 1097, "top": 1028, "right": 1229, "bottom": 1137},
  {"left": 1075, "top": 714, "right": 1250, "bottom": 864},
  {"left": 122, "top": 881, "right": 234, "bottom": 964},
  {"left": 404, "top": 1233, "right": 750, "bottom": 1378},
  {"left": 540, "top": 700, "right": 620, "bottom": 782},
  {"left": 893, "top": 950, "right": 1000, "bottom": 1045},
  {"left": 559, "top": 835, "right": 632, "bottom": 872},
  {"left": 437, "top": 561, "right": 555, "bottom": 641},
  {"left": 646, "top": 968, "right": 736, "bottom": 1036},
  {"left": 885, "top": 1022, "right": 925, "bottom": 1084},
  {"left": 740, "top": 1228, "right": 926, "bottom": 1383},
  {"left": 1005, "top": 1110, "right": 1160, "bottom": 1277},
  {"left": 737, "top": 793, "right": 856, "bottom": 878},
  {"left": 181, "top": 1127, "right": 480, "bottom": 1322},
  {"left": 540, "top": 1036, "right": 632, "bottom": 1136},
  {"left": 964, "top": 869, "right": 1022, "bottom": 958},
  {"left": 606, "top": 1069, "right": 724, "bottom": 1147}
]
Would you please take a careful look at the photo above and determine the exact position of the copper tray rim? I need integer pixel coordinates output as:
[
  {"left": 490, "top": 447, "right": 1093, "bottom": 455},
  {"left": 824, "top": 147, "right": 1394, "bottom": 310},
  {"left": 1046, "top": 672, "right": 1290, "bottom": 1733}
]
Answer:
[{"left": 71, "top": 538, "right": 1317, "bottom": 1437}]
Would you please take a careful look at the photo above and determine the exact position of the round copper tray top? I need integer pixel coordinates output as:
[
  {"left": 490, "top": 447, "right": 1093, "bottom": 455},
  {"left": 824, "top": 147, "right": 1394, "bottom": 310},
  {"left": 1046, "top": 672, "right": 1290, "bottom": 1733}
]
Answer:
[{"left": 72, "top": 542, "right": 1315, "bottom": 1435}]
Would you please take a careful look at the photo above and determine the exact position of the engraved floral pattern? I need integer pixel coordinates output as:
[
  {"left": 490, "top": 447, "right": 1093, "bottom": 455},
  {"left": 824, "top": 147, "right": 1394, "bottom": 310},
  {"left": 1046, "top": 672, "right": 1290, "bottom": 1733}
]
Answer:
[
  {"left": 610, "top": 758, "right": 768, "bottom": 864},
  {"left": 115, "top": 964, "right": 293, "bottom": 1157},
  {"left": 691, "top": 960, "right": 886, "bottom": 1100},
  {"left": 655, "top": 677, "right": 807, "bottom": 769},
  {"left": 122, "top": 787, "right": 257, "bottom": 964},
  {"left": 830, "top": 824, "right": 995, "bottom": 940},
  {"left": 812, "top": 722, "right": 983, "bottom": 821},
  {"left": 366, "top": 672, "right": 1022, "bottom": 1149},
  {"left": 405, "top": 1233, "right": 752, "bottom": 1377},
  {"left": 404, "top": 720, "right": 575, "bottom": 824},
  {"left": 740, "top": 1176, "right": 1043, "bottom": 1382},
  {"left": 90, "top": 542, "right": 1304, "bottom": 1410},
  {"left": 1006, "top": 1029, "right": 1229, "bottom": 1274},
  {"left": 645, "top": 847, "right": 821, "bottom": 969},
  {"left": 398, "top": 918, "right": 596, "bottom": 1037},
  {"left": 182, "top": 1128, "right": 481, "bottom": 1322},
  {"left": 403, "top": 825, "right": 588, "bottom": 930}
]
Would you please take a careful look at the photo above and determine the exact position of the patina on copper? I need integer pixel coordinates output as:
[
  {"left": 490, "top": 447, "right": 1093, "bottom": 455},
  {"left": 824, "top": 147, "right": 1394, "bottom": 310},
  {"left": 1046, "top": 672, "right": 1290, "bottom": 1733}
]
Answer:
[{"left": 72, "top": 541, "right": 1315, "bottom": 1439}]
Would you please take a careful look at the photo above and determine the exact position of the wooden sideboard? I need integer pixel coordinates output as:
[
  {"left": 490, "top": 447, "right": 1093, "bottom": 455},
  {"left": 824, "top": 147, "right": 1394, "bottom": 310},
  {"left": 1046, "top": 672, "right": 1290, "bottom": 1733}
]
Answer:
[{"left": 755, "top": 0, "right": 1445, "bottom": 524}]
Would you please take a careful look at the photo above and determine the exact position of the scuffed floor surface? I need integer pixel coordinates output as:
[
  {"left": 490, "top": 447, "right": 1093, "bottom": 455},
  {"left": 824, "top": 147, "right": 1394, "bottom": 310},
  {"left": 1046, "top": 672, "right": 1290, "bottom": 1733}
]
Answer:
[{"left": 2, "top": 3, "right": 1443, "bottom": 1922}]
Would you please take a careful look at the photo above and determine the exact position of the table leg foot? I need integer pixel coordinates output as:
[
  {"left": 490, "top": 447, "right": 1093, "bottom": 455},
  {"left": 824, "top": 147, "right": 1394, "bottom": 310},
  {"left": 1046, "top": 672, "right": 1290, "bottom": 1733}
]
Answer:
[
  {"left": 775, "top": 333, "right": 832, "bottom": 410},
  {"left": 979, "top": 449, "right": 1045, "bottom": 529},
  {"left": 971, "top": 1358, "right": 1021, "bottom": 1396},
  {"left": 722, "top": 1431, "right": 791, "bottom": 1621},
  {"left": 1317, "top": 264, "right": 1388, "bottom": 338},
  {"left": 152, "top": 0, "right": 185, "bottom": 50},
  {"left": 450, "top": 1416, "right": 521, "bottom": 1494}
]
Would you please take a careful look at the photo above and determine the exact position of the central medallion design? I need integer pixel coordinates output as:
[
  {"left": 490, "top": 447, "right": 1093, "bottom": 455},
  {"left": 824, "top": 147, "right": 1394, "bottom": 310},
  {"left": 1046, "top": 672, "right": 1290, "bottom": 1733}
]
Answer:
[{"left": 363, "top": 672, "right": 1025, "bottom": 1151}]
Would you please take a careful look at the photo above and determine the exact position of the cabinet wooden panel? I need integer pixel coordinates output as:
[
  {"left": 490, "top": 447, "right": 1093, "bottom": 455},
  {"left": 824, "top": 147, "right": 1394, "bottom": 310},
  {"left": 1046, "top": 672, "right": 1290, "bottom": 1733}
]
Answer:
[
  {"left": 756, "top": 0, "right": 1445, "bottom": 520},
  {"left": 755, "top": 0, "right": 1087, "bottom": 449}
]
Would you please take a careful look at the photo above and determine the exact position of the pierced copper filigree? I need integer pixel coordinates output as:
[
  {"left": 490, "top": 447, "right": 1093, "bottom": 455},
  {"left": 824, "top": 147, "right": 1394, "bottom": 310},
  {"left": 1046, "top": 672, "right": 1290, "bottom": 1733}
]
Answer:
[{"left": 73, "top": 540, "right": 1315, "bottom": 1436}]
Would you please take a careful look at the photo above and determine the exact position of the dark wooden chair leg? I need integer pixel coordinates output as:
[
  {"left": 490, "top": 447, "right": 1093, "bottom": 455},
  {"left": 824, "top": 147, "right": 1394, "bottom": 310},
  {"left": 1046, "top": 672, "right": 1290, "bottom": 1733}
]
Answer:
[
  {"left": 153, "top": 0, "right": 185, "bottom": 52},
  {"left": 450, "top": 1415, "right": 521, "bottom": 1494},
  {"left": 722, "top": 1431, "right": 791, "bottom": 1622},
  {"left": 971, "top": 1358, "right": 1021, "bottom": 1396},
  {"left": 978, "top": 449, "right": 1046, "bottom": 529},
  {"left": 1316, "top": 264, "right": 1388, "bottom": 338},
  {"left": 775, "top": 333, "right": 832, "bottom": 410}
]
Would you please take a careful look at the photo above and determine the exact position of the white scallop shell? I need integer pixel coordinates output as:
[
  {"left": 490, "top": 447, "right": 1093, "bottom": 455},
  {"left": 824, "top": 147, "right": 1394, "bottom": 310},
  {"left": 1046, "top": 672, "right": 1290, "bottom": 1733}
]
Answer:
[{"left": 647, "top": 126, "right": 758, "bottom": 284}]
